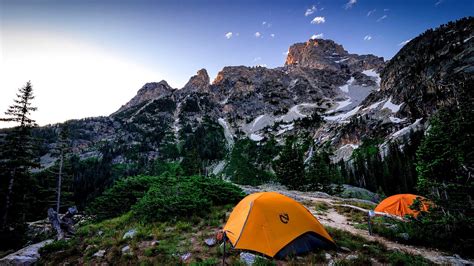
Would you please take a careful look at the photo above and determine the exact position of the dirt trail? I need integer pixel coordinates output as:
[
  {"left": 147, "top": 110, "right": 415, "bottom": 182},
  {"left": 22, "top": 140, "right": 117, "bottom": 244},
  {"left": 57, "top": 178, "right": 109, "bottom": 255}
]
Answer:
[{"left": 241, "top": 185, "right": 473, "bottom": 265}]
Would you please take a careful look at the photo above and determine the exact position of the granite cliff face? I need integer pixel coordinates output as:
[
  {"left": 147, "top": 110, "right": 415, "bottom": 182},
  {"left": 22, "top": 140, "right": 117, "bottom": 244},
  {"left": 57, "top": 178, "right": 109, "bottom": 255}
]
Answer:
[
  {"left": 28, "top": 17, "right": 473, "bottom": 171},
  {"left": 285, "top": 39, "right": 385, "bottom": 73}
]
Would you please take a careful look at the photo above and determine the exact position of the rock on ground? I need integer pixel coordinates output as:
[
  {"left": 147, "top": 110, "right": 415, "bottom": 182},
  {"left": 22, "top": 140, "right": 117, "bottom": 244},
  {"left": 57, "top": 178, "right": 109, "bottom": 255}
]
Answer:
[
  {"left": 122, "top": 228, "right": 137, "bottom": 239},
  {"left": 0, "top": 239, "right": 53, "bottom": 266}
]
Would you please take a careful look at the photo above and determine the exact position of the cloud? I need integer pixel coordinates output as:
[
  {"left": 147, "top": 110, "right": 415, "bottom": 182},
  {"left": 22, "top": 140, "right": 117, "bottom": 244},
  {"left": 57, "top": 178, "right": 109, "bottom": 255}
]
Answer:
[
  {"left": 283, "top": 51, "right": 289, "bottom": 56},
  {"left": 270, "top": 33, "right": 275, "bottom": 38},
  {"left": 384, "top": 8, "right": 390, "bottom": 11},
  {"left": 253, "top": 57, "right": 262, "bottom": 62},
  {"left": 311, "top": 16, "right": 326, "bottom": 24},
  {"left": 225, "top": 32, "right": 233, "bottom": 39},
  {"left": 435, "top": 0, "right": 443, "bottom": 6},
  {"left": 367, "top": 9, "right": 376, "bottom": 16},
  {"left": 364, "top": 35, "right": 372, "bottom": 41},
  {"left": 344, "top": 0, "right": 357, "bottom": 9},
  {"left": 376, "top": 15, "right": 387, "bottom": 22},
  {"left": 311, "top": 33, "right": 324, "bottom": 40},
  {"left": 305, "top": 5, "right": 317, "bottom": 16},
  {"left": 262, "top": 21, "right": 271, "bottom": 28},
  {"left": 255, "top": 32, "right": 262, "bottom": 38},
  {"left": 399, "top": 39, "right": 412, "bottom": 46},
  {"left": 256, "top": 64, "right": 267, "bottom": 67}
]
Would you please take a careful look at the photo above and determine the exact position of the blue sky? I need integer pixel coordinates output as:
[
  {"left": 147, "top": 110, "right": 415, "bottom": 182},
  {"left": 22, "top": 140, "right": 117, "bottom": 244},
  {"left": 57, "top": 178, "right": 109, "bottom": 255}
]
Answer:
[{"left": 0, "top": 0, "right": 472, "bottom": 125}]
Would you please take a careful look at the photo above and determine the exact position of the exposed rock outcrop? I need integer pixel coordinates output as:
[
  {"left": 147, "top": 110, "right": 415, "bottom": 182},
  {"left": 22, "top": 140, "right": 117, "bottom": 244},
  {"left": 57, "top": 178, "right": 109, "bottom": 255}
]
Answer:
[
  {"left": 182, "top": 68, "right": 210, "bottom": 93},
  {"left": 285, "top": 39, "right": 385, "bottom": 73},
  {"left": 116, "top": 80, "right": 175, "bottom": 113},
  {"left": 0, "top": 240, "right": 53, "bottom": 266}
]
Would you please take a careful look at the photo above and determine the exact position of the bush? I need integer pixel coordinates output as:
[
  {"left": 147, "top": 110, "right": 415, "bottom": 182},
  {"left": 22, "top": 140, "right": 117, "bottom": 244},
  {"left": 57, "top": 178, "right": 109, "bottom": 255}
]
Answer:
[
  {"left": 86, "top": 175, "right": 170, "bottom": 220},
  {"left": 132, "top": 176, "right": 243, "bottom": 222},
  {"left": 194, "top": 176, "right": 245, "bottom": 205}
]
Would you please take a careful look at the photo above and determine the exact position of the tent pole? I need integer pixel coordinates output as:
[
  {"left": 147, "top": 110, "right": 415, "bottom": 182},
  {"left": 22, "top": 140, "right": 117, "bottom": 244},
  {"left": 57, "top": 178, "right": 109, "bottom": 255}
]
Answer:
[
  {"left": 368, "top": 212, "right": 373, "bottom": 235},
  {"left": 222, "top": 232, "right": 226, "bottom": 265}
]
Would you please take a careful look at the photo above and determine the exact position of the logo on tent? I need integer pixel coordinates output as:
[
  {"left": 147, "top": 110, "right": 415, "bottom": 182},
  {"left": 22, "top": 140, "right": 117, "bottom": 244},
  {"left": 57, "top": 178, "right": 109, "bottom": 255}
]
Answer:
[{"left": 279, "top": 213, "right": 289, "bottom": 224}]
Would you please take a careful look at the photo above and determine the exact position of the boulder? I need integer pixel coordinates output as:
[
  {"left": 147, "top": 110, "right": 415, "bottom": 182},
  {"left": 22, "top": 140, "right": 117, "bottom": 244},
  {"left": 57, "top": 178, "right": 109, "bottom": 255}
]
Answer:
[
  {"left": 122, "top": 229, "right": 137, "bottom": 239},
  {"left": 93, "top": 249, "right": 106, "bottom": 258},
  {"left": 180, "top": 252, "right": 191, "bottom": 262},
  {"left": 0, "top": 239, "right": 53, "bottom": 266},
  {"left": 204, "top": 238, "right": 216, "bottom": 247},
  {"left": 121, "top": 245, "right": 133, "bottom": 256},
  {"left": 346, "top": 254, "right": 358, "bottom": 260},
  {"left": 240, "top": 252, "right": 256, "bottom": 265}
]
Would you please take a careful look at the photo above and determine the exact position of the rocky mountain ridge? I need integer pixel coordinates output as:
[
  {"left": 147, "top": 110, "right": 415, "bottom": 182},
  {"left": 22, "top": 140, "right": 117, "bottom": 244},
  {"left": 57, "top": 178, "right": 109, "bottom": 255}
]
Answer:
[{"left": 27, "top": 17, "right": 473, "bottom": 174}]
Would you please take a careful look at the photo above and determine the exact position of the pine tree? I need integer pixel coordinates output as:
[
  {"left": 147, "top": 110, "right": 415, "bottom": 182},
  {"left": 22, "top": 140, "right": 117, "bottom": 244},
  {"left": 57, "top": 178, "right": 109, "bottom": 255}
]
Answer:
[
  {"left": 411, "top": 94, "right": 474, "bottom": 255},
  {"left": 274, "top": 137, "right": 305, "bottom": 190},
  {"left": 0, "top": 81, "right": 38, "bottom": 228}
]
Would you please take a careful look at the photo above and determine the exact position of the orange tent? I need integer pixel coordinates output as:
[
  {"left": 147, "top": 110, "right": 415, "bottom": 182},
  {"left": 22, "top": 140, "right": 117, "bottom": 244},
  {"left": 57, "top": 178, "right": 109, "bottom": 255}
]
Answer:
[
  {"left": 223, "top": 192, "right": 335, "bottom": 258},
  {"left": 374, "top": 194, "right": 430, "bottom": 217}
]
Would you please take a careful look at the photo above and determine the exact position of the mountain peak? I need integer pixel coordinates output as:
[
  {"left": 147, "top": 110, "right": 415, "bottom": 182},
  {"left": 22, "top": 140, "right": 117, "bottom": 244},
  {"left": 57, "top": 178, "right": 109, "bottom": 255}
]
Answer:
[
  {"left": 285, "top": 38, "right": 384, "bottom": 72},
  {"left": 285, "top": 39, "right": 348, "bottom": 68},
  {"left": 116, "top": 80, "right": 174, "bottom": 113},
  {"left": 182, "top": 68, "right": 210, "bottom": 92}
]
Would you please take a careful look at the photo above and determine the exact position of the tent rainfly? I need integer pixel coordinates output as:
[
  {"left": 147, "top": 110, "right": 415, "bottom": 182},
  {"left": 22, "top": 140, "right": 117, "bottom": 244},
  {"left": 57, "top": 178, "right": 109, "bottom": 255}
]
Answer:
[{"left": 223, "top": 192, "right": 336, "bottom": 258}]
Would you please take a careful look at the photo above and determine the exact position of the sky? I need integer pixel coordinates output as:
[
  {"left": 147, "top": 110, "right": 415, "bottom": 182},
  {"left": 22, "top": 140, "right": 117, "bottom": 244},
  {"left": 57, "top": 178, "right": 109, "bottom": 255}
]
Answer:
[{"left": 0, "top": 0, "right": 472, "bottom": 126}]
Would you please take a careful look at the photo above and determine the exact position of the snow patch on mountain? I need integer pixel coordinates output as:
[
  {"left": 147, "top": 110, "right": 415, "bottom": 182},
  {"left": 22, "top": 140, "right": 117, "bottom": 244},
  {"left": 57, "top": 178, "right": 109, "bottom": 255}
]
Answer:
[
  {"left": 363, "top": 100, "right": 385, "bottom": 111},
  {"left": 250, "top": 133, "right": 264, "bottom": 141},
  {"left": 339, "top": 77, "right": 355, "bottom": 93},
  {"left": 277, "top": 103, "right": 318, "bottom": 122},
  {"left": 382, "top": 97, "right": 404, "bottom": 113},
  {"left": 335, "top": 98, "right": 352, "bottom": 111},
  {"left": 391, "top": 118, "right": 423, "bottom": 138},
  {"left": 389, "top": 116, "right": 406, "bottom": 123},
  {"left": 324, "top": 106, "right": 361, "bottom": 122},
  {"left": 362, "top": 69, "right": 381, "bottom": 86},
  {"left": 277, "top": 123, "right": 295, "bottom": 135},
  {"left": 218, "top": 118, "right": 234, "bottom": 147}
]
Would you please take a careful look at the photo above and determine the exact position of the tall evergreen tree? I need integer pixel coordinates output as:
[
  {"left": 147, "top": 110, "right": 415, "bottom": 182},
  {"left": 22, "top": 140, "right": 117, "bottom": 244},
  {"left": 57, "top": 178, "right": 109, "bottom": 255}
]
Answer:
[
  {"left": 0, "top": 81, "right": 38, "bottom": 228},
  {"left": 274, "top": 137, "right": 305, "bottom": 190},
  {"left": 411, "top": 94, "right": 474, "bottom": 255},
  {"left": 306, "top": 151, "right": 336, "bottom": 193}
]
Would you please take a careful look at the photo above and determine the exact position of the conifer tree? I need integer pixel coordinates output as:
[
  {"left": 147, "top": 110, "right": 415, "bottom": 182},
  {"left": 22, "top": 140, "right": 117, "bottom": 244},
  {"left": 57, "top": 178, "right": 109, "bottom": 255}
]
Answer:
[
  {"left": 0, "top": 81, "right": 38, "bottom": 228},
  {"left": 274, "top": 137, "right": 305, "bottom": 190}
]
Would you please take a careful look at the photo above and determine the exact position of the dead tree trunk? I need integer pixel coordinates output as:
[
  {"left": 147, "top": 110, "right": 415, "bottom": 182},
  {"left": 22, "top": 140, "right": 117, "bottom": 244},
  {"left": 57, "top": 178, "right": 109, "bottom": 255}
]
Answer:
[
  {"left": 47, "top": 207, "right": 78, "bottom": 240},
  {"left": 48, "top": 208, "right": 64, "bottom": 240}
]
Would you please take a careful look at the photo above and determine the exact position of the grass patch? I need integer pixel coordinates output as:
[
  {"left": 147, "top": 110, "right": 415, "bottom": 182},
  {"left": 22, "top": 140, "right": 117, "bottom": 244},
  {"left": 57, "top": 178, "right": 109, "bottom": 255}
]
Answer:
[
  {"left": 314, "top": 201, "right": 330, "bottom": 213},
  {"left": 39, "top": 205, "right": 234, "bottom": 265}
]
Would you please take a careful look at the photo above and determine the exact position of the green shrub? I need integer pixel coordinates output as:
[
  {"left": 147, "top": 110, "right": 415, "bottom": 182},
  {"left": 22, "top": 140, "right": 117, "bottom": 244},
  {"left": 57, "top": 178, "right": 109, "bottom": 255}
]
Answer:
[
  {"left": 132, "top": 177, "right": 209, "bottom": 222},
  {"left": 194, "top": 176, "right": 245, "bottom": 205},
  {"left": 86, "top": 175, "right": 171, "bottom": 220},
  {"left": 132, "top": 175, "right": 243, "bottom": 222}
]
